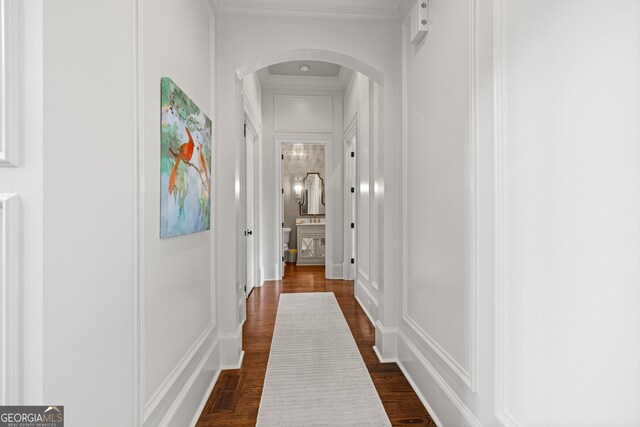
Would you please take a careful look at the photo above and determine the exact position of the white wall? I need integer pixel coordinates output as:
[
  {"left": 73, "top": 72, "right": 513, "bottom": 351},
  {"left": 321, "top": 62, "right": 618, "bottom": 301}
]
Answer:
[
  {"left": 498, "top": 1, "right": 640, "bottom": 425},
  {"left": 42, "top": 0, "right": 218, "bottom": 425},
  {"left": 399, "top": 0, "right": 640, "bottom": 426},
  {"left": 0, "top": 0, "right": 44, "bottom": 404},
  {"left": 346, "top": 72, "right": 381, "bottom": 325},
  {"left": 261, "top": 88, "right": 344, "bottom": 280},
  {"left": 216, "top": 13, "right": 402, "bottom": 367},
  {"left": 141, "top": 0, "right": 218, "bottom": 426},
  {"left": 399, "top": 0, "right": 479, "bottom": 423},
  {"left": 43, "top": 0, "right": 137, "bottom": 424}
]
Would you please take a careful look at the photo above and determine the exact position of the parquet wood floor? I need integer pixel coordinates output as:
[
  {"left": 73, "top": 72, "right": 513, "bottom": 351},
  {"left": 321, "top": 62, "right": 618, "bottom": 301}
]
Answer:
[{"left": 196, "top": 264, "right": 436, "bottom": 426}]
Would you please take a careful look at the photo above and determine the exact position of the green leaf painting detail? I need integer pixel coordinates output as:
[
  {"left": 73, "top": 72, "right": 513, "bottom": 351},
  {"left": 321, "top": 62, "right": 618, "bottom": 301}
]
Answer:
[{"left": 160, "top": 77, "right": 212, "bottom": 238}]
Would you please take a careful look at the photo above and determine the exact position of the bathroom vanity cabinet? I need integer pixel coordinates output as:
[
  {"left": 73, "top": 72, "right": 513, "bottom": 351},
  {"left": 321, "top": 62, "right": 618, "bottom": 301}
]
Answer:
[{"left": 296, "top": 223, "right": 325, "bottom": 265}]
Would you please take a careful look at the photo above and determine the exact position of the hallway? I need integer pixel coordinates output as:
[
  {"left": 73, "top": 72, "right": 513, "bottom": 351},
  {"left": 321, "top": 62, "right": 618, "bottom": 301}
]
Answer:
[
  {"left": 196, "top": 265, "right": 435, "bottom": 426},
  {"left": 2, "top": 1, "right": 639, "bottom": 425}
]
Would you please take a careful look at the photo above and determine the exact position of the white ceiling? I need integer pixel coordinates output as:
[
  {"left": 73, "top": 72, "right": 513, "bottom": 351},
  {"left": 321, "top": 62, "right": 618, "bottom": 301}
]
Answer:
[
  {"left": 268, "top": 61, "right": 342, "bottom": 78},
  {"left": 212, "top": 0, "right": 413, "bottom": 20}
]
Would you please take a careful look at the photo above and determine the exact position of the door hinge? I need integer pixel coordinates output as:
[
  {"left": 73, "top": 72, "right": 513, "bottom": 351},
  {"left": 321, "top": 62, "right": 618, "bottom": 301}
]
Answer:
[
  {"left": 282, "top": 188, "right": 284, "bottom": 194},
  {"left": 243, "top": 123, "right": 247, "bottom": 137},
  {"left": 282, "top": 256, "right": 285, "bottom": 262},
  {"left": 351, "top": 222, "right": 355, "bottom": 229},
  {"left": 351, "top": 151, "right": 355, "bottom": 158},
  {"left": 351, "top": 187, "right": 355, "bottom": 193},
  {"left": 244, "top": 285, "right": 247, "bottom": 293},
  {"left": 351, "top": 258, "right": 355, "bottom": 264},
  {"left": 282, "top": 154, "right": 284, "bottom": 160},
  {"left": 282, "top": 222, "right": 285, "bottom": 228}
]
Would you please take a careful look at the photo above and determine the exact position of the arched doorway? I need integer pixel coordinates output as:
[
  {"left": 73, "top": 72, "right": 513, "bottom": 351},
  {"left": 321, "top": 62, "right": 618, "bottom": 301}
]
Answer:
[{"left": 232, "top": 48, "right": 387, "bottom": 357}]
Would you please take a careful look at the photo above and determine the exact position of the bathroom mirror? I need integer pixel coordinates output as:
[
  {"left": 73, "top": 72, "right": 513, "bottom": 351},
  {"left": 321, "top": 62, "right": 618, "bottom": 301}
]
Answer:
[{"left": 299, "top": 172, "right": 325, "bottom": 215}]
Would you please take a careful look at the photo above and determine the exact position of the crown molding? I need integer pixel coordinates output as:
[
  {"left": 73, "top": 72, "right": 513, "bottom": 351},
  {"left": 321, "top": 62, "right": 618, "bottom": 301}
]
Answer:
[
  {"left": 257, "top": 68, "right": 349, "bottom": 91},
  {"left": 217, "top": 0, "right": 399, "bottom": 20}
]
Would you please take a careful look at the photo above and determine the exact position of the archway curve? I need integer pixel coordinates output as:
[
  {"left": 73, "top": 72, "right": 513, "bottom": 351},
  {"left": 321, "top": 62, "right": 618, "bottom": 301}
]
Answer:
[{"left": 235, "top": 48, "right": 385, "bottom": 85}]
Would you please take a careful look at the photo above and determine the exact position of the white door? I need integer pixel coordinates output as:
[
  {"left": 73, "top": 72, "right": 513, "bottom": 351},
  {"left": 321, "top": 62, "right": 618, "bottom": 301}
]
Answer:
[
  {"left": 346, "top": 136, "right": 357, "bottom": 280},
  {"left": 245, "top": 122, "right": 257, "bottom": 297}
]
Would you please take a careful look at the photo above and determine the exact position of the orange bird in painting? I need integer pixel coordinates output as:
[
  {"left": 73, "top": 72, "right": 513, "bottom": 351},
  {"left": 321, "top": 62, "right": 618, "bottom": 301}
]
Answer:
[
  {"left": 168, "top": 127, "right": 195, "bottom": 195},
  {"left": 196, "top": 143, "right": 210, "bottom": 191}
]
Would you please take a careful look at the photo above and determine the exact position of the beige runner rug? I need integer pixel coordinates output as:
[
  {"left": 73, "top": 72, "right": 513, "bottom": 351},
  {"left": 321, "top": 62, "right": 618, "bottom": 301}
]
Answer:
[{"left": 257, "top": 292, "right": 391, "bottom": 426}]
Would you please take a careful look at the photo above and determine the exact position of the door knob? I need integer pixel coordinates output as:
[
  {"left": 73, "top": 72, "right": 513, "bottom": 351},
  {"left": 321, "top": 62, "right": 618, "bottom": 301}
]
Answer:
[{"left": 248, "top": 230, "right": 253, "bottom": 235}]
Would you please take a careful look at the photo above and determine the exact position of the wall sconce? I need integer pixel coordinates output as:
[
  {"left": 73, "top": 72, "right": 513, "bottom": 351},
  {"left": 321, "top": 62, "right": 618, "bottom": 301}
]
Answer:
[{"left": 294, "top": 183, "right": 303, "bottom": 201}]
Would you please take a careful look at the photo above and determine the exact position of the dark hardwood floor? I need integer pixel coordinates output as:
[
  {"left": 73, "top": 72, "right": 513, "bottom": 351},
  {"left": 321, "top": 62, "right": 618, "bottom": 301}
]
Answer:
[{"left": 196, "top": 264, "right": 435, "bottom": 426}]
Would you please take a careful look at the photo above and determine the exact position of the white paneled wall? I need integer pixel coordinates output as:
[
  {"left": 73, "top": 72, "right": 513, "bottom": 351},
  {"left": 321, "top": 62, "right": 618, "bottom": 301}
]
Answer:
[
  {"left": 400, "top": 0, "right": 640, "bottom": 426},
  {"left": 0, "top": 0, "right": 44, "bottom": 405},
  {"left": 42, "top": 0, "right": 218, "bottom": 425},
  {"left": 347, "top": 72, "right": 379, "bottom": 324},
  {"left": 141, "top": 0, "right": 218, "bottom": 425}
]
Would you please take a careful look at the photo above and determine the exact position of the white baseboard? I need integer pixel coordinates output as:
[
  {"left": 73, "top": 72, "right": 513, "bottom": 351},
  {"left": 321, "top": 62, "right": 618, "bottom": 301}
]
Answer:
[
  {"left": 219, "top": 323, "right": 244, "bottom": 369},
  {"left": 263, "top": 263, "right": 278, "bottom": 281},
  {"left": 188, "top": 367, "right": 221, "bottom": 427},
  {"left": 144, "top": 324, "right": 218, "bottom": 427},
  {"left": 355, "top": 278, "right": 378, "bottom": 325},
  {"left": 397, "top": 329, "right": 482, "bottom": 427},
  {"left": 221, "top": 351, "right": 245, "bottom": 371},
  {"left": 355, "top": 292, "right": 376, "bottom": 326},
  {"left": 374, "top": 320, "right": 398, "bottom": 362},
  {"left": 373, "top": 345, "right": 396, "bottom": 364},
  {"left": 326, "top": 263, "right": 344, "bottom": 279},
  {"left": 165, "top": 337, "right": 220, "bottom": 427}
]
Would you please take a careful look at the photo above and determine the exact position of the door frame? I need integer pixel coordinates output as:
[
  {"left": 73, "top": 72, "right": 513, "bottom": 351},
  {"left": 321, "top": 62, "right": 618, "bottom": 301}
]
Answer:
[
  {"left": 274, "top": 134, "right": 332, "bottom": 279},
  {"left": 241, "top": 91, "right": 262, "bottom": 299},
  {"left": 343, "top": 118, "right": 357, "bottom": 280}
]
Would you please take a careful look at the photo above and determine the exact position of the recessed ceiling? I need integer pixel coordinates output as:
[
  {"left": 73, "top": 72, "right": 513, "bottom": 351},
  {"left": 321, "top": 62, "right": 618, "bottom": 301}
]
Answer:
[{"left": 268, "top": 61, "right": 342, "bottom": 78}]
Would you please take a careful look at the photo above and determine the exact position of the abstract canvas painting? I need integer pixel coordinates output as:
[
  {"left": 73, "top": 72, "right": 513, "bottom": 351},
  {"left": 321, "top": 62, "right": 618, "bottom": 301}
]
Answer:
[{"left": 160, "top": 77, "right": 212, "bottom": 238}]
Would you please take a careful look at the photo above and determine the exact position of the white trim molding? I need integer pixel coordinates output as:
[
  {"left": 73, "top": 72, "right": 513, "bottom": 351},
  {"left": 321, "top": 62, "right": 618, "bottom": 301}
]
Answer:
[
  {"left": 492, "top": 1, "right": 520, "bottom": 426},
  {"left": 144, "top": 323, "right": 216, "bottom": 423},
  {"left": 0, "top": 0, "right": 21, "bottom": 167},
  {"left": 257, "top": 68, "right": 349, "bottom": 92},
  {"left": 354, "top": 279, "right": 378, "bottom": 326},
  {"left": 397, "top": 330, "right": 483, "bottom": 427},
  {"left": 0, "top": 193, "right": 19, "bottom": 404},
  {"left": 373, "top": 320, "right": 397, "bottom": 363},
  {"left": 219, "top": 322, "right": 245, "bottom": 369},
  {"left": 402, "top": 315, "right": 474, "bottom": 390},
  {"left": 144, "top": 325, "right": 219, "bottom": 427},
  {"left": 217, "top": 0, "right": 399, "bottom": 21},
  {"left": 236, "top": 49, "right": 384, "bottom": 86}
]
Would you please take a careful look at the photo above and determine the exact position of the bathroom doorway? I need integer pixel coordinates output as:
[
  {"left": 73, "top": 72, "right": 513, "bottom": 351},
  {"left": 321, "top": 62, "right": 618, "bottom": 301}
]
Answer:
[{"left": 278, "top": 139, "right": 330, "bottom": 278}]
